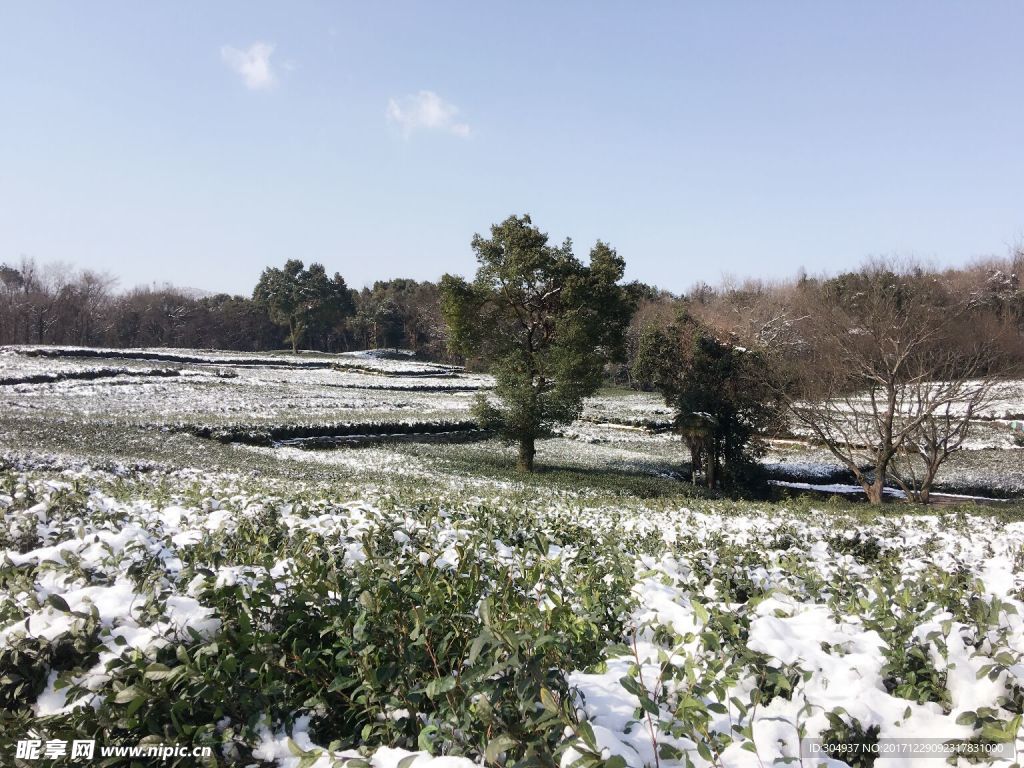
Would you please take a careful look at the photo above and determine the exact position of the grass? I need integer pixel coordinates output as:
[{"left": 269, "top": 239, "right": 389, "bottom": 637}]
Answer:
[{"left": 4, "top": 403, "right": 1024, "bottom": 520}]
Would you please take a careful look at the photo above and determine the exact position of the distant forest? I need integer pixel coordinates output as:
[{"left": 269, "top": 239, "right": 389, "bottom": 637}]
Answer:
[{"left": 1, "top": 249, "right": 1023, "bottom": 379}]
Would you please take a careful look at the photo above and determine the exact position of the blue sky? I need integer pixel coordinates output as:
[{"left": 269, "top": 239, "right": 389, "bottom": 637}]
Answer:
[{"left": 0, "top": 2, "right": 1021, "bottom": 295}]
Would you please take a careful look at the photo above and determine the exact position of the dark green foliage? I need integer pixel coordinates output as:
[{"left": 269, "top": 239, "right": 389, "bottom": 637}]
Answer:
[
  {"left": 6, "top": 467, "right": 1024, "bottom": 766},
  {"left": 633, "top": 313, "right": 782, "bottom": 490},
  {"left": 440, "top": 215, "right": 634, "bottom": 471},
  {"left": 349, "top": 279, "right": 446, "bottom": 357},
  {"left": 2, "top": 500, "right": 633, "bottom": 767},
  {"left": 882, "top": 641, "right": 951, "bottom": 711},
  {"left": 748, "top": 653, "right": 802, "bottom": 704},
  {"left": 820, "top": 711, "right": 880, "bottom": 768},
  {"left": 826, "top": 532, "right": 886, "bottom": 565},
  {"left": 253, "top": 259, "right": 354, "bottom": 353},
  {"left": 0, "top": 625, "right": 102, "bottom": 713}
]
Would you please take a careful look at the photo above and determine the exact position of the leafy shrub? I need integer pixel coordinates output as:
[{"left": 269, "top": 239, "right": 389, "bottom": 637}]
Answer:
[
  {"left": 881, "top": 641, "right": 950, "bottom": 711},
  {"left": 24, "top": 503, "right": 634, "bottom": 766},
  {"left": 826, "top": 531, "right": 885, "bottom": 564},
  {"left": 820, "top": 711, "right": 880, "bottom": 768},
  {"left": 0, "top": 605, "right": 102, "bottom": 712}
]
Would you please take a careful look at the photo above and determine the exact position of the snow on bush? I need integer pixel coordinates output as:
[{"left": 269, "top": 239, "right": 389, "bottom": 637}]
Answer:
[{"left": 3, "top": 462, "right": 1024, "bottom": 767}]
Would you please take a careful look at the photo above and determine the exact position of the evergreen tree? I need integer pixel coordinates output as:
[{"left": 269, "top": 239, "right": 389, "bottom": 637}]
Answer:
[
  {"left": 440, "top": 214, "right": 633, "bottom": 471},
  {"left": 253, "top": 259, "right": 353, "bottom": 353},
  {"left": 634, "top": 313, "right": 781, "bottom": 489}
]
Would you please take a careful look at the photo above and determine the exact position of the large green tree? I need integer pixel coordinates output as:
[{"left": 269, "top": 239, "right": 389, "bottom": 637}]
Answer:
[
  {"left": 440, "top": 214, "right": 633, "bottom": 471},
  {"left": 253, "top": 259, "right": 353, "bottom": 353},
  {"left": 634, "top": 313, "right": 782, "bottom": 490}
]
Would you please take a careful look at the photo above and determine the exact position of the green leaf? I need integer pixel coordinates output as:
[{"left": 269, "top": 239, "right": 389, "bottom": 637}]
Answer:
[
  {"left": 980, "top": 723, "right": 1013, "bottom": 743},
  {"left": 619, "top": 675, "right": 646, "bottom": 698},
  {"left": 485, "top": 735, "right": 518, "bottom": 764},
  {"left": 46, "top": 593, "right": 71, "bottom": 612},
  {"left": 577, "top": 722, "right": 598, "bottom": 751},
  {"left": 639, "top": 695, "right": 659, "bottom": 716},
  {"left": 416, "top": 727, "right": 438, "bottom": 754},
  {"left": 114, "top": 685, "right": 142, "bottom": 704},
  {"left": 955, "top": 712, "right": 976, "bottom": 726},
  {"left": 425, "top": 676, "right": 457, "bottom": 699},
  {"left": 730, "top": 696, "right": 748, "bottom": 717},
  {"left": 144, "top": 663, "right": 174, "bottom": 681},
  {"left": 539, "top": 686, "right": 559, "bottom": 712},
  {"left": 701, "top": 631, "right": 719, "bottom": 651},
  {"left": 658, "top": 744, "right": 683, "bottom": 760},
  {"left": 468, "top": 631, "right": 491, "bottom": 665},
  {"left": 692, "top": 600, "right": 709, "bottom": 626},
  {"left": 125, "top": 694, "right": 146, "bottom": 717}
]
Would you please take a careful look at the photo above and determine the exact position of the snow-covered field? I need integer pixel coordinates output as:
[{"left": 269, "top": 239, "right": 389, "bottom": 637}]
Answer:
[
  {"left": 3, "top": 461, "right": 1024, "bottom": 767},
  {"left": 3, "top": 346, "right": 1024, "bottom": 767},
  {"left": 0, "top": 346, "right": 491, "bottom": 430},
  {"left": 787, "top": 378, "right": 1024, "bottom": 452}
]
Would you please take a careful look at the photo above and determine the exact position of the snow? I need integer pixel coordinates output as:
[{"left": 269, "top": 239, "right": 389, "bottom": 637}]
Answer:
[
  {"left": 4, "top": 461, "right": 1024, "bottom": 766},
  {"left": 4, "top": 347, "right": 1024, "bottom": 766}
]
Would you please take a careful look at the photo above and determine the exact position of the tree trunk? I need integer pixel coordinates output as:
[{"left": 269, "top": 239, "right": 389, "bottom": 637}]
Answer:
[
  {"left": 517, "top": 436, "right": 536, "bottom": 473},
  {"left": 288, "top": 318, "right": 298, "bottom": 353},
  {"left": 917, "top": 456, "right": 942, "bottom": 505},
  {"left": 685, "top": 436, "right": 702, "bottom": 485},
  {"left": 864, "top": 453, "right": 894, "bottom": 504},
  {"left": 865, "top": 479, "right": 885, "bottom": 504}
]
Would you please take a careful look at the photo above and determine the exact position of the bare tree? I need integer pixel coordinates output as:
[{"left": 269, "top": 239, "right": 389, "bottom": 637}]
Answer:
[
  {"left": 889, "top": 382, "right": 992, "bottom": 503},
  {"left": 888, "top": 327, "right": 1013, "bottom": 503},
  {"left": 781, "top": 262, "right": 1011, "bottom": 504}
]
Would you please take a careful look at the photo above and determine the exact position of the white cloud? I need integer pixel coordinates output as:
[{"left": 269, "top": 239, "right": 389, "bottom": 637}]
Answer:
[
  {"left": 386, "top": 90, "right": 471, "bottom": 138},
  {"left": 221, "top": 42, "right": 277, "bottom": 90}
]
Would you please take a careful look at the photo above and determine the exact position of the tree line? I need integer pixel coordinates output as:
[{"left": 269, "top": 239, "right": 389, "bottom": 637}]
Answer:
[
  {"left": 0, "top": 259, "right": 449, "bottom": 359},
  {"left": 3, "top": 223, "right": 1023, "bottom": 502},
  {"left": 3, "top": 247, "right": 1020, "bottom": 372}
]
